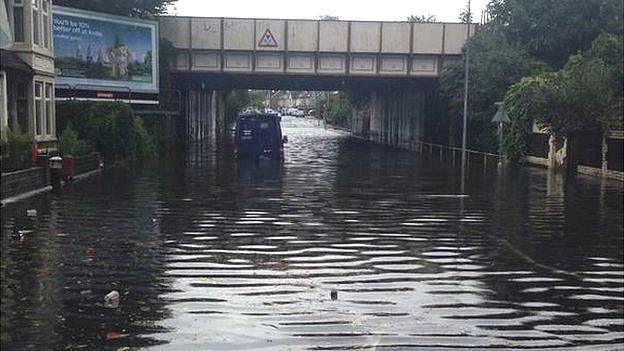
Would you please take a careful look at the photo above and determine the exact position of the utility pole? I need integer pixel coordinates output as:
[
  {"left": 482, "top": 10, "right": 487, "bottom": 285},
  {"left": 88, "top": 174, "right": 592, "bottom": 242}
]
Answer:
[{"left": 460, "top": 0, "right": 471, "bottom": 195}]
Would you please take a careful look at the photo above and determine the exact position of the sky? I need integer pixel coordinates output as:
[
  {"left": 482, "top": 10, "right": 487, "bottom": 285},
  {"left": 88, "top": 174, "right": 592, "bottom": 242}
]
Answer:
[{"left": 168, "top": 0, "right": 489, "bottom": 23}]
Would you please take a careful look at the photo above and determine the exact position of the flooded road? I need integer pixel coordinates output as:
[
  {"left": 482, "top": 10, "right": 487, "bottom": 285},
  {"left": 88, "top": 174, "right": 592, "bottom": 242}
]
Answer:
[{"left": 2, "top": 117, "right": 623, "bottom": 350}]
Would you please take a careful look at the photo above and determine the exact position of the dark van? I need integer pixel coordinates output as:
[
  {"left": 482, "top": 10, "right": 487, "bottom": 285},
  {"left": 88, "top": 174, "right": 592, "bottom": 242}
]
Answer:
[{"left": 234, "top": 113, "right": 286, "bottom": 160}]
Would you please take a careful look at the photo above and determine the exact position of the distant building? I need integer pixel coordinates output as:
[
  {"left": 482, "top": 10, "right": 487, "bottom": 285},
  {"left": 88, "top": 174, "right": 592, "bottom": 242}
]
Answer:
[{"left": 1, "top": 0, "right": 56, "bottom": 150}]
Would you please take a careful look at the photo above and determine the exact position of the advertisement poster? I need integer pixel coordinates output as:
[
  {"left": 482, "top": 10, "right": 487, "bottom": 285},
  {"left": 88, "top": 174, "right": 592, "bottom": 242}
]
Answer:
[{"left": 53, "top": 6, "right": 158, "bottom": 94}]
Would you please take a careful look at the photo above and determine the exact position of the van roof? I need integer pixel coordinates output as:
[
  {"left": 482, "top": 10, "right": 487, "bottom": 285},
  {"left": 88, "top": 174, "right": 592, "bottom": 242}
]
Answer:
[{"left": 238, "top": 113, "right": 280, "bottom": 120}]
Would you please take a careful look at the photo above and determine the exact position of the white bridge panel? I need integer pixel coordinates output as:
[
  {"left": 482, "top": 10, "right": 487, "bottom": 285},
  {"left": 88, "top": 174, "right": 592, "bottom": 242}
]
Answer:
[
  {"left": 287, "top": 21, "right": 317, "bottom": 52},
  {"left": 319, "top": 21, "right": 348, "bottom": 52},
  {"left": 350, "top": 55, "right": 377, "bottom": 74},
  {"left": 287, "top": 54, "right": 315, "bottom": 73},
  {"left": 350, "top": 22, "right": 380, "bottom": 53},
  {"left": 410, "top": 55, "right": 438, "bottom": 75},
  {"left": 412, "top": 23, "right": 443, "bottom": 54},
  {"left": 224, "top": 19, "right": 254, "bottom": 50},
  {"left": 193, "top": 51, "right": 220, "bottom": 71},
  {"left": 255, "top": 53, "right": 283, "bottom": 71},
  {"left": 192, "top": 18, "right": 221, "bottom": 50},
  {"left": 318, "top": 54, "right": 346, "bottom": 73},
  {"left": 444, "top": 23, "right": 473, "bottom": 55},
  {"left": 380, "top": 55, "right": 407, "bottom": 74},
  {"left": 382, "top": 22, "right": 411, "bottom": 53},
  {"left": 224, "top": 52, "right": 252, "bottom": 71}
]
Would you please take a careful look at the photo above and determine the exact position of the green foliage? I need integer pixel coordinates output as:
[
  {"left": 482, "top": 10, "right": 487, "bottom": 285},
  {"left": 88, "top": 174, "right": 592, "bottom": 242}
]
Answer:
[
  {"left": 439, "top": 29, "right": 537, "bottom": 152},
  {"left": 58, "top": 124, "right": 90, "bottom": 157},
  {"left": 159, "top": 38, "right": 176, "bottom": 94},
  {"left": 502, "top": 54, "right": 619, "bottom": 160},
  {"left": 326, "top": 94, "right": 352, "bottom": 128},
  {"left": 249, "top": 91, "right": 266, "bottom": 109},
  {"left": 54, "top": 0, "right": 175, "bottom": 18},
  {"left": 589, "top": 33, "right": 624, "bottom": 130},
  {"left": 486, "top": 0, "right": 622, "bottom": 65},
  {"left": 2, "top": 125, "right": 31, "bottom": 171},
  {"left": 225, "top": 90, "right": 251, "bottom": 128},
  {"left": 56, "top": 101, "right": 155, "bottom": 163},
  {"left": 407, "top": 14, "right": 437, "bottom": 23},
  {"left": 140, "top": 113, "right": 175, "bottom": 154},
  {"left": 502, "top": 76, "right": 548, "bottom": 161}
]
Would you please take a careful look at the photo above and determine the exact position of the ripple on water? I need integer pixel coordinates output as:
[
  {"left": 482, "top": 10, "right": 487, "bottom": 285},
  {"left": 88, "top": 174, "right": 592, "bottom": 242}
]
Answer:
[{"left": 1, "top": 116, "right": 622, "bottom": 350}]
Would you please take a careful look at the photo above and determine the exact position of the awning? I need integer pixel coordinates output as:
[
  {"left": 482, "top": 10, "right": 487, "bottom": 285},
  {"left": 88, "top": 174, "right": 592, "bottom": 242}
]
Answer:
[{"left": 0, "top": 50, "right": 33, "bottom": 73}]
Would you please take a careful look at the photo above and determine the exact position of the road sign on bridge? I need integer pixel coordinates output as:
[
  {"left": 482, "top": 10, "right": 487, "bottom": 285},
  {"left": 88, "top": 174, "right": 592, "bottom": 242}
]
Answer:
[{"left": 258, "top": 28, "right": 278, "bottom": 47}]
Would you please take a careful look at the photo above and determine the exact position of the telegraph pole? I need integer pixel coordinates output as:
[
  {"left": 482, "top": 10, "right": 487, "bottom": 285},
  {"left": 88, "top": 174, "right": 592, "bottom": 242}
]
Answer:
[{"left": 460, "top": 0, "right": 471, "bottom": 195}]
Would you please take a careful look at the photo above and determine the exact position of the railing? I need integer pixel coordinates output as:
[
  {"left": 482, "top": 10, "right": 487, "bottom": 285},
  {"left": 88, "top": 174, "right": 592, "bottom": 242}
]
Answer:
[{"left": 410, "top": 140, "right": 504, "bottom": 170}]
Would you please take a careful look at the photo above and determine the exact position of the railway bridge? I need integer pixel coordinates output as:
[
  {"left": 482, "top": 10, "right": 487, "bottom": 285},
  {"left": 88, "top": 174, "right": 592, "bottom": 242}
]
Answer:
[{"left": 158, "top": 16, "right": 475, "bottom": 145}]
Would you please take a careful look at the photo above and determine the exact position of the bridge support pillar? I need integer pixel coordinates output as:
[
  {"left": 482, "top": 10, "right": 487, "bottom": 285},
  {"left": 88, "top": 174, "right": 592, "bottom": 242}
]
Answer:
[{"left": 351, "top": 90, "right": 427, "bottom": 150}]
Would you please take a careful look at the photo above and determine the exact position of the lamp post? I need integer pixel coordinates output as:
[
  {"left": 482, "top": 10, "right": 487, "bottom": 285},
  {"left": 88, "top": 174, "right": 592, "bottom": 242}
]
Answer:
[{"left": 460, "top": 0, "right": 471, "bottom": 195}]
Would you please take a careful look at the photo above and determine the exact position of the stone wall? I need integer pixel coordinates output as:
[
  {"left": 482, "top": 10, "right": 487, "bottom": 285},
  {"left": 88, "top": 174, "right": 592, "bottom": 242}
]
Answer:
[{"left": 1, "top": 167, "right": 47, "bottom": 199}]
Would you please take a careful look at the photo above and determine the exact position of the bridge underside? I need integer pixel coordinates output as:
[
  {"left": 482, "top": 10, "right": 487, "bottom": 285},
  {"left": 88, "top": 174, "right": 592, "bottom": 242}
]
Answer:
[
  {"left": 174, "top": 72, "right": 437, "bottom": 91},
  {"left": 172, "top": 72, "right": 443, "bottom": 150}
]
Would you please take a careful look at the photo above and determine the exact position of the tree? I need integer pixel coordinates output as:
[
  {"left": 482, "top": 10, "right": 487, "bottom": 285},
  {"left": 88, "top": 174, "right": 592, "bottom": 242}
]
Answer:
[
  {"left": 485, "top": 0, "right": 622, "bottom": 65},
  {"left": 459, "top": 6, "right": 473, "bottom": 23},
  {"left": 54, "top": 0, "right": 175, "bottom": 18},
  {"left": 439, "top": 29, "right": 537, "bottom": 151},
  {"left": 407, "top": 14, "right": 437, "bottom": 23},
  {"left": 502, "top": 54, "right": 618, "bottom": 171}
]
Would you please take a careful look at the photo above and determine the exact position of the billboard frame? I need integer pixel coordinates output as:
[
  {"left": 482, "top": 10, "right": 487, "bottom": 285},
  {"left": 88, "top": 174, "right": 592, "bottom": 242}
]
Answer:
[{"left": 52, "top": 5, "right": 159, "bottom": 96}]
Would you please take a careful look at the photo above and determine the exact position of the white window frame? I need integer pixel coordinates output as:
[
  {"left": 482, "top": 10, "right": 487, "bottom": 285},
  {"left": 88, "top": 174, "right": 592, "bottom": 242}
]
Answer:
[
  {"left": 32, "top": 0, "right": 41, "bottom": 46},
  {"left": 0, "top": 72, "right": 7, "bottom": 143},
  {"left": 44, "top": 82, "right": 53, "bottom": 136},
  {"left": 34, "top": 80, "right": 43, "bottom": 137},
  {"left": 41, "top": 0, "right": 49, "bottom": 48},
  {"left": 10, "top": 0, "right": 25, "bottom": 42}
]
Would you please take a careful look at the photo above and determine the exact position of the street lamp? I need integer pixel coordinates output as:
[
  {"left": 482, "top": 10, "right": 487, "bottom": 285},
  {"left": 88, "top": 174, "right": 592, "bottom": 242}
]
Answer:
[{"left": 460, "top": 0, "right": 471, "bottom": 195}]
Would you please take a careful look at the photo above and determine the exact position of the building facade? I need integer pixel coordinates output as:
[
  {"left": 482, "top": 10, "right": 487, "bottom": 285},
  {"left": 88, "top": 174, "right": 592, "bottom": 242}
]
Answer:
[{"left": 1, "top": 0, "right": 56, "bottom": 149}]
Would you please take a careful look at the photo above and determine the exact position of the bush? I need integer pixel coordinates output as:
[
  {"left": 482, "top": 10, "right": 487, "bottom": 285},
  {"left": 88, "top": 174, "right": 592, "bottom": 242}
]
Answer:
[
  {"left": 1, "top": 125, "right": 32, "bottom": 171},
  {"left": 56, "top": 101, "right": 155, "bottom": 163},
  {"left": 58, "top": 124, "right": 90, "bottom": 157}
]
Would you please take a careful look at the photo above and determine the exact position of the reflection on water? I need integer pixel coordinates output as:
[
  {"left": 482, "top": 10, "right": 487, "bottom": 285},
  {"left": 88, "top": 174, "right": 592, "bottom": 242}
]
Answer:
[{"left": 2, "top": 117, "right": 623, "bottom": 350}]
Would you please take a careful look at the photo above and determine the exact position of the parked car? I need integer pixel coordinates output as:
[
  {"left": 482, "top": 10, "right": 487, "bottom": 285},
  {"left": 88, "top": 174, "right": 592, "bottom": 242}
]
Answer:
[{"left": 234, "top": 112, "right": 287, "bottom": 160}]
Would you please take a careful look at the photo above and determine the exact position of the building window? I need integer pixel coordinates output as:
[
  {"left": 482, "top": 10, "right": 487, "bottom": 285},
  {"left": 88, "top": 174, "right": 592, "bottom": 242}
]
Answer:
[
  {"left": 44, "top": 82, "right": 52, "bottom": 135},
  {"left": 34, "top": 81, "right": 43, "bottom": 136},
  {"left": 32, "top": 0, "right": 40, "bottom": 46},
  {"left": 0, "top": 72, "right": 6, "bottom": 141},
  {"left": 42, "top": 0, "right": 49, "bottom": 48},
  {"left": 16, "top": 82, "right": 28, "bottom": 130},
  {"left": 12, "top": 0, "right": 24, "bottom": 42}
]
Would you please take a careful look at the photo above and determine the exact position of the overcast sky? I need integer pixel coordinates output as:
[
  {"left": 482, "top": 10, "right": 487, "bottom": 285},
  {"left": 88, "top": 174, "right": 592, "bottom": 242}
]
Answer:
[{"left": 169, "top": 0, "right": 489, "bottom": 23}]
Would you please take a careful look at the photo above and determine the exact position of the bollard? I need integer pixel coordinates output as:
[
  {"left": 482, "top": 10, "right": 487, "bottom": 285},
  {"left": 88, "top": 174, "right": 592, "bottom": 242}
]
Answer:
[
  {"left": 49, "top": 156, "right": 63, "bottom": 190},
  {"left": 62, "top": 155, "right": 75, "bottom": 181}
]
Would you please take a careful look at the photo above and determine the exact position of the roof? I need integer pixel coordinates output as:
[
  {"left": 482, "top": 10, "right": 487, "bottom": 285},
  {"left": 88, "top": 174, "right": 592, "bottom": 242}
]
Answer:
[{"left": 0, "top": 50, "right": 33, "bottom": 73}]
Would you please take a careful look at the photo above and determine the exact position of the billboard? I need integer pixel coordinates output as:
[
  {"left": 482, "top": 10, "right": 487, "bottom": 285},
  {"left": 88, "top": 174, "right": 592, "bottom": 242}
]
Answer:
[{"left": 53, "top": 6, "right": 158, "bottom": 95}]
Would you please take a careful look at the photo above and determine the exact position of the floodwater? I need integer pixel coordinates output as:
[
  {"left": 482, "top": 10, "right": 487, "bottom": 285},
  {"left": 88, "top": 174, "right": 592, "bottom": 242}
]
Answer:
[{"left": 1, "top": 117, "right": 623, "bottom": 350}]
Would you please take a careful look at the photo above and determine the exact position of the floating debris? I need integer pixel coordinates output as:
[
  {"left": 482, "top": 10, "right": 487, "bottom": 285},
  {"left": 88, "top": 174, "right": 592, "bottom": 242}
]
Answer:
[
  {"left": 104, "top": 290, "right": 120, "bottom": 308},
  {"left": 331, "top": 288, "right": 338, "bottom": 301}
]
